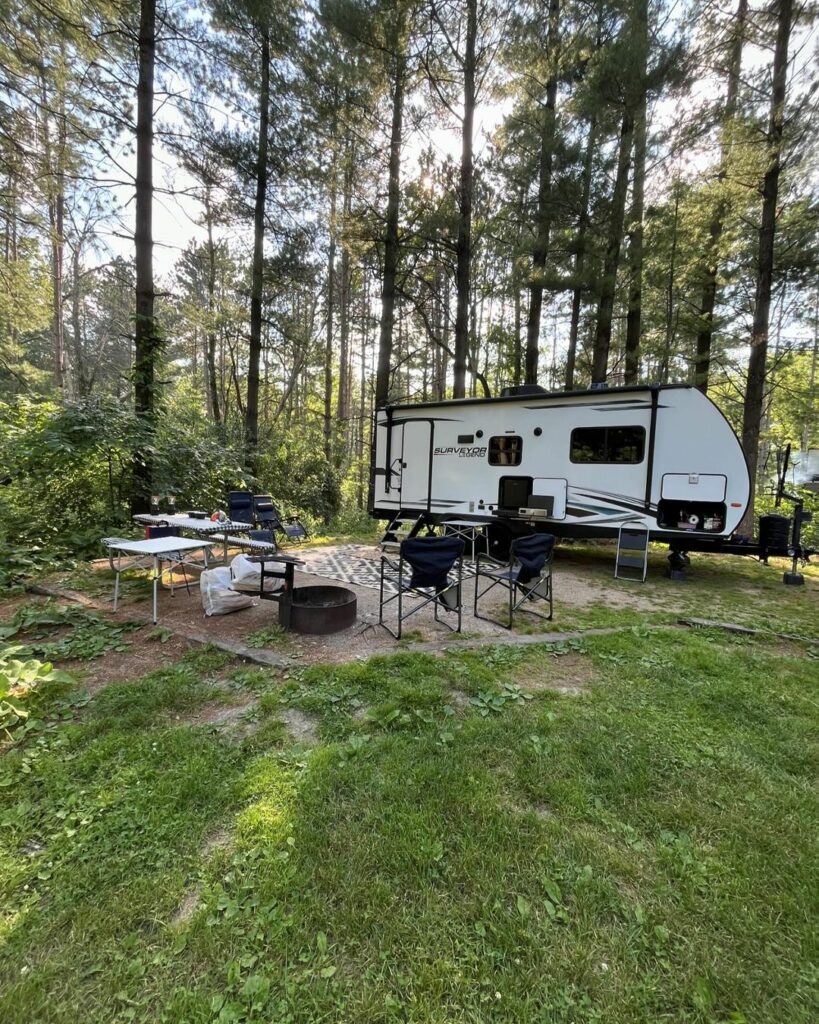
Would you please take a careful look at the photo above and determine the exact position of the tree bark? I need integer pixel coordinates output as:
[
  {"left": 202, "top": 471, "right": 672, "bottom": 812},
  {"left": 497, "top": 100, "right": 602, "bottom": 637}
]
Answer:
[
  {"left": 739, "top": 0, "right": 792, "bottom": 536},
  {"left": 524, "top": 0, "right": 560, "bottom": 385},
  {"left": 70, "top": 245, "right": 87, "bottom": 396},
  {"left": 132, "top": 0, "right": 158, "bottom": 515},
  {"left": 694, "top": 0, "right": 748, "bottom": 394},
  {"left": 660, "top": 183, "right": 681, "bottom": 383},
  {"left": 624, "top": 106, "right": 646, "bottom": 382},
  {"left": 453, "top": 0, "right": 477, "bottom": 399},
  {"left": 376, "top": 45, "right": 406, "bottom": 410},
  {"left": 513, "top": 280, "right": 522, "bottom": 385},
  {"left": 245, "top": 26, "right": 270, "bottom": 472},
  {"left": 39, "top": 68, "right": 66, "bottom": 391},
  {"left": 337, "top": 152, "right": 353, "bottom": 434},
  {"left": 324, "top": 133, "right": 337, "bottom": 462},
  {"left": 565, "top": 115, "right": 596, "bottom": 390},
  {"left": 591, "top": 111, "right": 633, "bottom": 384},
  {"left": 204, "top": 188, "right": 221, "bottom": 425}
]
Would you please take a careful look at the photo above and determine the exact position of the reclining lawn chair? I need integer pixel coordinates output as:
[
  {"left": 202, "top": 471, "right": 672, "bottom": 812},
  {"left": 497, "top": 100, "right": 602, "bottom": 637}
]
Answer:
[
  {"left": 253, "top": 494, "right": 309, "bottom": 543},
  {"left": 473, "top": 533, "right": 555, "bottom": 629},
  {"left": 379, "top": 535, "right": 465, "bottom": 639},
  {"left": 227, "top": 490, "right": 255, "bottom": 525}
]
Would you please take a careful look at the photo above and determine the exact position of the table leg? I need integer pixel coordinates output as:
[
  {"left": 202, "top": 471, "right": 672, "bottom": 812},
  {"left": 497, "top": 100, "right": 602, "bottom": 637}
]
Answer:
[
  {"left": 279, "top": 563, "right": 294, "bottom": 629},
  {"left": 152, "top": 555, "right": 159, "bottom": 624},
  {"left": 223, "top": 533, "right": 228, "bottom": 563},
  {"left": 113, "top": 559, "right": 120, "bottom": 612}
]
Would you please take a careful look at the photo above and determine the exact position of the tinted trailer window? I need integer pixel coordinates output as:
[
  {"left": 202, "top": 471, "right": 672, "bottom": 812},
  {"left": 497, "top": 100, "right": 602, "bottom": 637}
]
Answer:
[{"left": 570, "top": 426, "right": 645, "bottom": 464}]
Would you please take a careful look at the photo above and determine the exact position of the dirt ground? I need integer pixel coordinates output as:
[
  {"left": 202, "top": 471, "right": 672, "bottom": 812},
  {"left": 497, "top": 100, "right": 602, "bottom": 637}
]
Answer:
[
  {"left": 10, "top": 540, "right": 810, "bottom": 681},
  {"left": 33, "top": 542, "right": 658, "bottom": 667}
]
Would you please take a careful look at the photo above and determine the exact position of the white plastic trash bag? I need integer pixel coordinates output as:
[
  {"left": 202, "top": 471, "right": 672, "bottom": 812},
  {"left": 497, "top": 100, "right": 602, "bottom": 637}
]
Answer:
[
  {"left": 230, "top": 552, "right": 283, "bottom": 594},
  {"left": 200, "top": 566, "right": 255, "bottom": 616}
]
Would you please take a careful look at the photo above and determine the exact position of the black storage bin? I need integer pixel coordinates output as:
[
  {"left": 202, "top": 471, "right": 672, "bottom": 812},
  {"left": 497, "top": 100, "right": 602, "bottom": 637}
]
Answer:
[{"left": 759, "top": 513, "right": 790, "bottom": 557}]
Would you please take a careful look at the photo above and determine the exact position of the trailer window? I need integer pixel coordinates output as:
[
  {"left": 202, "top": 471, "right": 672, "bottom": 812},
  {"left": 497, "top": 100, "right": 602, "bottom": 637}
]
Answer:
[
  {"left": 570, "top": 426, "right": 645, "bottom": 464},
  {"left": 489, "top": 435, "right": 522, "bottom": 466}
]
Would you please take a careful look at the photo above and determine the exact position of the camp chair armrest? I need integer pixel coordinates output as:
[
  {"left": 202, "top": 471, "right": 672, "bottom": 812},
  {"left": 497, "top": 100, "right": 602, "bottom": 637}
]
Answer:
[
  {"left": 476, "top": 552, "right": 508, "bottom": 571},
  {"left": 380, "top": 554, "right": 401, "bottom": 575}
]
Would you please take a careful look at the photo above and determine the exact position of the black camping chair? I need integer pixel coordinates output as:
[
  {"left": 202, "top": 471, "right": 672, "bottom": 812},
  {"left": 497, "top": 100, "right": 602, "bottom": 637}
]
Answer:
[
  {"left": 474, "top": 533, "right": 555, "bottom": 629},
  {"left": 253, "top": 494, "right": 309, "bottom": 543},
  {"left": 228, "top": 490, "right": 255, "bottom": 525},
  {"left": 379, "top": 535, "right": 465, "bottom": 639}
]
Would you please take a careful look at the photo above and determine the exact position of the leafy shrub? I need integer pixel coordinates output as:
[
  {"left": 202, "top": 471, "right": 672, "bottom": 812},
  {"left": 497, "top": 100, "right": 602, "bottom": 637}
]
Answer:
[
  {"left": 0, "top": 643, "right": 75, "bottom": 742},
  {"left": 4, "top": 602, "right": 142, "bottom": 661}
]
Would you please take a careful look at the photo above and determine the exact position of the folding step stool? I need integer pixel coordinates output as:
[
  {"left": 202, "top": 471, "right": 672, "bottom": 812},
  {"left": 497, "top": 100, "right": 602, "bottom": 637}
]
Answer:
[{"left": 615, "top": 520, "right": 649, "bottom": 582}]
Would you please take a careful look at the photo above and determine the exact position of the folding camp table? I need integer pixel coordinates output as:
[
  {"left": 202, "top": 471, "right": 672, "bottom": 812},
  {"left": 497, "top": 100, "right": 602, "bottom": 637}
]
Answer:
[
  {"left": 442, "top": 519, "right": 488, "bottom": 560},
  {"left": 103, "top": 536, "right": 215, "bottom": 624},
  {"left": 132, "top": 513, "right": 254, "bottom": 563}
]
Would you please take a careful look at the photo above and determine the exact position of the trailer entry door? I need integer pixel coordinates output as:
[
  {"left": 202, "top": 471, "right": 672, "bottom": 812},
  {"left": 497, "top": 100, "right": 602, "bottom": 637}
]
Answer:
[{"left": 400, "top": 421, "right": 433, "bottom": 509}]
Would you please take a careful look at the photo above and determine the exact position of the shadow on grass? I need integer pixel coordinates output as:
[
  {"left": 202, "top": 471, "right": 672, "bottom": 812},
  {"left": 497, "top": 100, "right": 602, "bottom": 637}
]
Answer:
[{"left": 0, "top": 628, "right": 817, "bottom": 1023}]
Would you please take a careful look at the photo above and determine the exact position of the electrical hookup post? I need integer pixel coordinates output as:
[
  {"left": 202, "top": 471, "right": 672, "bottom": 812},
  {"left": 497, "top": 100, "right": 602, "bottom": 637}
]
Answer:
[
  {"left": 783, "top": 496, "right": 812, "bottom": 585},
  {"left": 776, "top": 444, "right": 814, "bottom": 586}
]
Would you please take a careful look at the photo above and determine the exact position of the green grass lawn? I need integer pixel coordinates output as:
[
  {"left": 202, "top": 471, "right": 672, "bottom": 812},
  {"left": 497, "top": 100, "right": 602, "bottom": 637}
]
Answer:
[{"left": 1, "top": 571, "right": 817, "bottom": 1022}]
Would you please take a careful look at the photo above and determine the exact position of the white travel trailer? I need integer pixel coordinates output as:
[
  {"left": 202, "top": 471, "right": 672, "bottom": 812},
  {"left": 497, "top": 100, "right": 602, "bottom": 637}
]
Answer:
[{"left": 370, "top": 384, "right": 753, "bottom": 556}]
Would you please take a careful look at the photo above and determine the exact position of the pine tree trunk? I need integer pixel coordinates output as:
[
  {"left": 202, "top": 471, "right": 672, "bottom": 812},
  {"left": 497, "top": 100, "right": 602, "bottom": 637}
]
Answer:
[
  {"left": 802, "top": 293, "right": 818, "bottom": 453},
  {"left": 694, "top": 0, "right": 747, "bottom": 394},
  {"left": 324, "top": 138, "right": 337, "bottom": 462},
  {"left": 337, "top": 154, "right": 353, "bottom": 435},
  {"left": 624, "top": 98, "right": 646, "bottom": 383},
  {"left": 513, "top": 281, "right": 522, "bottom": 385},
  {"left": 39, "top": 71, "right": 66, "bottom": 391},
  {"left": 132, "top": 0, "right": 158, "bottom": 515},
  {"left": 70, "top": 245, "right": 87, "bottom": 396},
  {"left": 661, "top": 185, "right": 680, "bottom": 383},
  {"left": 376, "top": 47, "right": 406, "bottom": 410},
  {"left": 357, "top": 279, "right": 368, "bottom": 509},
  {"left": 205, "top": 192, "right": 221, "bottom": 425},
  {"left": 565, "top": 116, "right": 596, "bottom": 390},
  {"left": 453, "top": 0, "right": 477, "bottom": 399},
  {"left": 524, "top": 0, "right": 560, "bottom": 385},
  {"left": 591, "top": 111, "right": 633, "bottom": 384},
  {"left": 245, "top": 27, "right": 270, "bottom": 472},
  {"left": 739, "top": 0, "right": 792, "bottom": 536}
]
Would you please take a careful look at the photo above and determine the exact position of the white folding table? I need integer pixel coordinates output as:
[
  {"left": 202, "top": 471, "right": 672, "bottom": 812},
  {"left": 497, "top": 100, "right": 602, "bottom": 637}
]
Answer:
[
  {"left": 132, "top": 514, "right": 254, "bottom": 563},
  {"left": 442, "top": 519, "right": 488, "bottom": 560},
  {"left": 103, "top": 537, "right": 215, "bottom": 624}
]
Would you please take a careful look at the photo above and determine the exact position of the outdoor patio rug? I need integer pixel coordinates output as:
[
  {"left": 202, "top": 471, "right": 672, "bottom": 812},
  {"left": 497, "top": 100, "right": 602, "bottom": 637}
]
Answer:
[{"left": 297, "top": 544, "right": 476, "bottom": 593}]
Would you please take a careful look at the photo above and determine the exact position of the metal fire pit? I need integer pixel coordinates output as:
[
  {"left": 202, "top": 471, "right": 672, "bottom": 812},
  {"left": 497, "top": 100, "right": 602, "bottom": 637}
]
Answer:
[{"left": 280, "top": 585, "right": 357, "bottom": 635}]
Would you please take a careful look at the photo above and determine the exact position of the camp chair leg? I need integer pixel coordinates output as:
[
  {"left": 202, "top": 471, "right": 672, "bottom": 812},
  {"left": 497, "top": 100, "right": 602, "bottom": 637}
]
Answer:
[
  {"left": 510, "top": 573, "right": 553, "bottom": 623},
  {"left": 378, "top": 557, "right": 402, "bottom": 639},
  {"left": 396, "top": 568, "right": 403, "bottom": 639},
  {"left": 473, "top": 575, "right": 510, "bottom": 629}
]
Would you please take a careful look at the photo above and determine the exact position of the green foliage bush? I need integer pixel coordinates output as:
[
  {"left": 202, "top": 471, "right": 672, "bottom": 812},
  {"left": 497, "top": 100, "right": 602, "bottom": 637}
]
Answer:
[
  {"left": 255, "top": 424, "right": 343, "bottom": 526},
  {"left": 0, "top": 642, "right": 75, "bottom": 742},
  {"left": 0, "top": 394, "right": 352, "bottom": 577},
  {"left": 0, "top": 396, "right": 246, "bottom": 573}
]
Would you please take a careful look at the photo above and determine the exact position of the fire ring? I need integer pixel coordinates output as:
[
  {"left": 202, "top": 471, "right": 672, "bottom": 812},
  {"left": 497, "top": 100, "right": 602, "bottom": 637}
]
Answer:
[{"left": 279, "top": 585, "right": 357, "bottom": 634}]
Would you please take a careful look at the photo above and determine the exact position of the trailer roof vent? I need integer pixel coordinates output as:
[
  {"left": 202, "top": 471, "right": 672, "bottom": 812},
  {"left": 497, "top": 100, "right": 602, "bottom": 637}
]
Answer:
[{"left": 500, "top": 384, "right": 548, "bottom": 398}]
